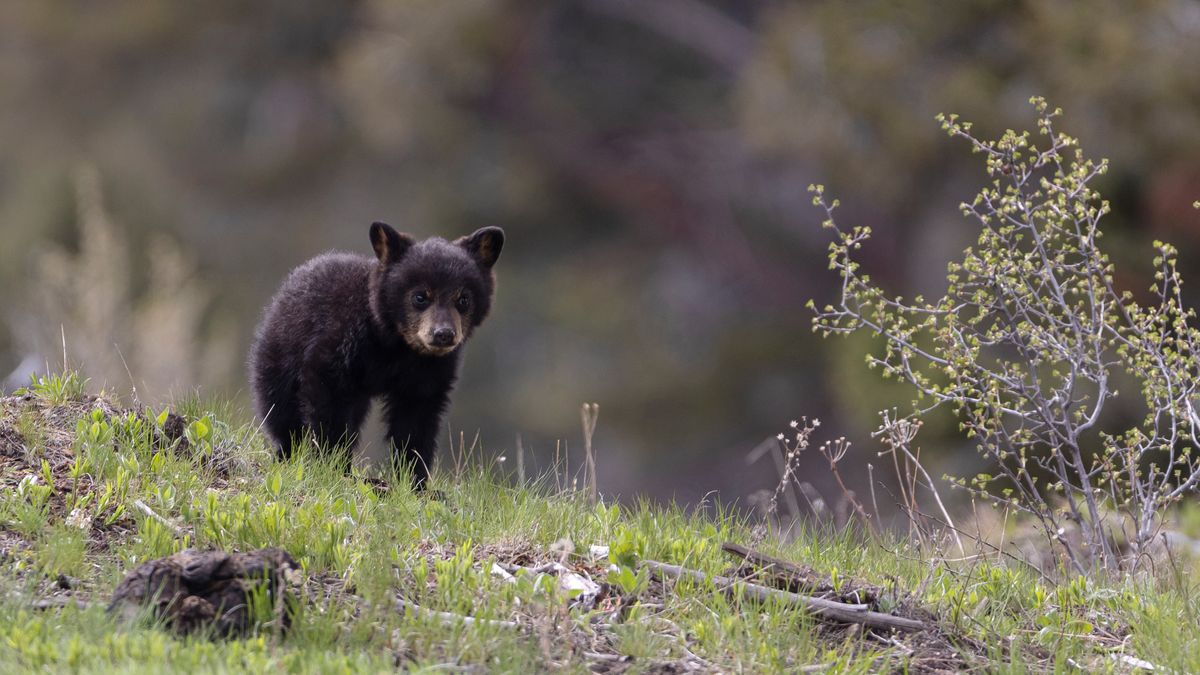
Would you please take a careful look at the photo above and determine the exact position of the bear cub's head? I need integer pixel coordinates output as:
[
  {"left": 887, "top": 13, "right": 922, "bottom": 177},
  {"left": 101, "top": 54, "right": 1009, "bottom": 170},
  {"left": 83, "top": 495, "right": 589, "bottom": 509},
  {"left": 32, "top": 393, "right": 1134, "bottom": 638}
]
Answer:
[{"left": 368, "top": 222, "right": 504, "bottom": 357}]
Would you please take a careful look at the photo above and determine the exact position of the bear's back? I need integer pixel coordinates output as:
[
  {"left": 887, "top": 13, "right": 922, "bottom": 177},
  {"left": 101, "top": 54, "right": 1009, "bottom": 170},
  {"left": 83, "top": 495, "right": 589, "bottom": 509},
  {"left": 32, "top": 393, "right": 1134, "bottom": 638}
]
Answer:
[{"left": 256, "top": 252, "right": 374, "bottom": 351}]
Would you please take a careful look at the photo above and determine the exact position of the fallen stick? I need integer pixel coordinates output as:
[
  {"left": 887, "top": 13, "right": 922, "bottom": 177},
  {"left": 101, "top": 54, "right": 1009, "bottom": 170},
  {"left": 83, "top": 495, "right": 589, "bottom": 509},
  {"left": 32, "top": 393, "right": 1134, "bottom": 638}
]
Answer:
[
  {"left": 641, "top": 560, "right": 926, "bottom": 633},
  {"left": 133, "top": 499, "right": 184, "bottom": 537},
  {"left": 395, "top": 598, "right": 520, "bottom": 629},
  {"left": 720, "top": 542, "right": 879, "bottom": 602},
  {"left": 722, "top": 542, "right": 823, "bottom": 583}
]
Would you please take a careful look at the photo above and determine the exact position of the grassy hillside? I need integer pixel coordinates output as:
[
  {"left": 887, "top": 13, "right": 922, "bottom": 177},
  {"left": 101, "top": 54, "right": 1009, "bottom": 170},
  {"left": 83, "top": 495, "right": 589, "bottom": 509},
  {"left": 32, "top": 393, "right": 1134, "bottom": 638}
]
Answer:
[{"left": 1, "top": 373, "right": 1198, "bottom": 673}]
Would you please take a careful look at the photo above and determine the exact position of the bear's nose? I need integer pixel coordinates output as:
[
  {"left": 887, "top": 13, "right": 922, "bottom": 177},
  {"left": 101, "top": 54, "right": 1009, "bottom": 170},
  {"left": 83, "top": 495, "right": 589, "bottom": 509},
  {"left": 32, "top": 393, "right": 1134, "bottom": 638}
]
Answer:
[{"left": 432, "top": 328, "right": 456, "bottom": 347}]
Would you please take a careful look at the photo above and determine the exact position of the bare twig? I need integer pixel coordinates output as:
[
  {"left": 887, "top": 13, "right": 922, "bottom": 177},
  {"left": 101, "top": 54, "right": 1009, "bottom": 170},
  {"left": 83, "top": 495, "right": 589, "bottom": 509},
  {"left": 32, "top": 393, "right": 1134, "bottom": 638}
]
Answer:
[{"left": 722, "top": 542, "right": 821, "bottom": 582}]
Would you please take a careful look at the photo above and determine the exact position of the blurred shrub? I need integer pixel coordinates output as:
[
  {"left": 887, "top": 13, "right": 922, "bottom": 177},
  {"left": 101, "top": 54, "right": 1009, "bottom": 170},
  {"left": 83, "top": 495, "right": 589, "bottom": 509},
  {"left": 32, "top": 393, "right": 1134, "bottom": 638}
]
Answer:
[{"left": 15, "top": 166, "right": 233, "bottom": 402}]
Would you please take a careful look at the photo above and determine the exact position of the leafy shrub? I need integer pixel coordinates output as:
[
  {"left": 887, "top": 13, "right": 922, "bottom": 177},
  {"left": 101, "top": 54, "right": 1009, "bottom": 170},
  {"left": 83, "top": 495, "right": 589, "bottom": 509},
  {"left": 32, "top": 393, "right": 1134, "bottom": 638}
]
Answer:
[{"left": 810, "top": 97, "right": 1200, "bottom": 573}]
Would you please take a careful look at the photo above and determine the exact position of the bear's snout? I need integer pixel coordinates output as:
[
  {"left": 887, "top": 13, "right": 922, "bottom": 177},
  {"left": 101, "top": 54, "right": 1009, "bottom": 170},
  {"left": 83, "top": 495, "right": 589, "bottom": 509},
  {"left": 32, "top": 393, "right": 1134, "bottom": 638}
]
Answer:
[
  {"left": 432, "top": 327, "right": 456, "bottom": 347},
  {"left": 407, "top": 304, "right": 464, "bottom": 355}
]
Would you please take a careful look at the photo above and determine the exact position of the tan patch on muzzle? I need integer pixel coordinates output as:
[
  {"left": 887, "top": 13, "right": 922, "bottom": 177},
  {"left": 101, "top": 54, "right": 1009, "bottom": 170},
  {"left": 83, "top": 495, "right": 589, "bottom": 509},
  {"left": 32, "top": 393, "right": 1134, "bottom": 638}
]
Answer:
[{"left": 404, "top": 306, "right": 463, "bottom": 356}]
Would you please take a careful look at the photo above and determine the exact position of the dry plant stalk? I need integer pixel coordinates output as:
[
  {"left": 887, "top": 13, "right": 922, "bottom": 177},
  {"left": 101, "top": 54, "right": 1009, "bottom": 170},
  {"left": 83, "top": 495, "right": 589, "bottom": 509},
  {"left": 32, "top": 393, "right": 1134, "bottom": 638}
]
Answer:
[
  {"left": 18, "top": 164, "right": 233, "bottom": 402},
  {"left": 581, "top": 403, "right": 599, "bottom": 503},
  {"left": 769, "top": 439, "right": 805, "bottom": 523},
  {"left": 768, "top": 418, "right": 819, "bottom": 521},
  {"left": 872, "top": 410, "right": 965, "bottom": 555},
  {"left": 765, "top": 418, "right": 877, "bottom": 536},
  {"left": 816, "top": 436, "right": 876, "bottom": 536}
]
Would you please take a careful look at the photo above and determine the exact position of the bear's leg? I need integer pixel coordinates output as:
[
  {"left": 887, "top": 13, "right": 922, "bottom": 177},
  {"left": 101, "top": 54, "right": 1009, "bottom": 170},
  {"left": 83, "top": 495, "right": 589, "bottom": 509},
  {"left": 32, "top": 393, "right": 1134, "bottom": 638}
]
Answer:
[
  {"left": 262, "top": 398, "right": 304, "bottom": 460},
  {"left": 251, "top": 350, "right": 303, "bottom": 459},
  {"left": 383, "top": 392, "right": 450, "bottom": 490},
  {"left": 299, "top": 378, "right": 369, "bottom": 471}
]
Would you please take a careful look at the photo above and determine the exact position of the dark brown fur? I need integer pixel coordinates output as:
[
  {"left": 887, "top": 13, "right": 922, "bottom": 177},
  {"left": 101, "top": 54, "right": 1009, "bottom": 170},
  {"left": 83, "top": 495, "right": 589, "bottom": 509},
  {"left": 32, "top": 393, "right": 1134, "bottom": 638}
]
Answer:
[{"left": 249, "top": 223, "right": 503, "bottom": 488}]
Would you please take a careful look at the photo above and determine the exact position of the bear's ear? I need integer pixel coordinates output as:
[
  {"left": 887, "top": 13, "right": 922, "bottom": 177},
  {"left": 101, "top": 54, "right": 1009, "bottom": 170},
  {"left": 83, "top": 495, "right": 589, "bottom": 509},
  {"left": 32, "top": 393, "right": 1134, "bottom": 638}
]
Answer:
[
  {"left": 370, "top": 222, "right": 415, "bottom": 264},
  {"left": 456, "top": 227, "right": 505, "bottom": 269}
]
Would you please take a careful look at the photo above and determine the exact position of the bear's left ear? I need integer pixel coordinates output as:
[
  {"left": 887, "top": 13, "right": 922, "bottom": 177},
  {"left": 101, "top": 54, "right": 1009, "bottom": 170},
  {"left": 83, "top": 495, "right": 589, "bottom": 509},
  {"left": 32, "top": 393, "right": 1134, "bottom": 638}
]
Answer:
[{"left": 456, "top": 227, "right": 505, "bottom": 269}]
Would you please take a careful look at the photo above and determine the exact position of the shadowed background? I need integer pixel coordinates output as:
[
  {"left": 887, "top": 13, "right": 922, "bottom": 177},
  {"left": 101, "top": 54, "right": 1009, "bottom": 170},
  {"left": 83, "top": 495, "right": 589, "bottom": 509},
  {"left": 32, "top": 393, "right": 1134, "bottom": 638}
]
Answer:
[{"left": 3, "top": 0, "right": 1200, "bottom": 507}]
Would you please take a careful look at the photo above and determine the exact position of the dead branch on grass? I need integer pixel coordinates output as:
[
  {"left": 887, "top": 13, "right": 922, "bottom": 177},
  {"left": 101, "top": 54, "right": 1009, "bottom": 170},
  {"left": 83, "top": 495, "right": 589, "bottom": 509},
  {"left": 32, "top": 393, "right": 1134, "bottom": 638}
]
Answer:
[
  {"left": 640, "top": 559, "right": 926, "bottom": 633},
  {"left": 722, "top": 542, "right": 828, "bottom": 586}
]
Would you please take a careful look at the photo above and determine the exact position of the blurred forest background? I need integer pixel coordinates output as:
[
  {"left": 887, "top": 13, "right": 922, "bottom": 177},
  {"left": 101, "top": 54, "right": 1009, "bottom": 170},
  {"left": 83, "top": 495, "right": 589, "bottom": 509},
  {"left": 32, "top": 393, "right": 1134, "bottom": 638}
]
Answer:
[{"left": 3, "top": 0, "right": 1200, "bottom": 507}]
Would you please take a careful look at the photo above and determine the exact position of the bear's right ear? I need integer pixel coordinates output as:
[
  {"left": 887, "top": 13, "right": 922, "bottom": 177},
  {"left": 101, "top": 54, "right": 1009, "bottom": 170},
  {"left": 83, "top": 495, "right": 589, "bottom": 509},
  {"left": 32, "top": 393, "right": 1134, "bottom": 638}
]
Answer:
[
  {"left": 456, "top": 227, "right": 505, "bottom": 269},
  {"left": 370, "top": 222, "right": 415, "bottom": 264}
]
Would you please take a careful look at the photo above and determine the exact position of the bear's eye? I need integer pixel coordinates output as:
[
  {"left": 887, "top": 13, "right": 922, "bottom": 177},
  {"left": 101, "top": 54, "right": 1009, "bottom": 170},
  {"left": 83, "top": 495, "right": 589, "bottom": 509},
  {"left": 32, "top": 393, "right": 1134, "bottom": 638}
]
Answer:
[
  {"left": 413, "top": 292, "right": 430, "bottom": 309},
  {"left": 456, "top": 294, "right": 471, "bottom": 311}
]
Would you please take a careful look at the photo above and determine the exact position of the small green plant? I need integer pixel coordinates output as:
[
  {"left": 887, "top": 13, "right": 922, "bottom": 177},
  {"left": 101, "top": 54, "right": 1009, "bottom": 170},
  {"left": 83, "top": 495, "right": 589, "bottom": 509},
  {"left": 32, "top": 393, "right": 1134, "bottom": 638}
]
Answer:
[
  {"left": 607, "top": 564, "right": 649, "bottom": 597},
  {"left": 606, "top": 527, "right": 651, "bottom": 596},
  {"left": 185, "top": 416, "right": 213, "bottom": 458},
  {"left": 93, "top": 478, "right": 129, "bottom": 527},
  {"left": 2, "top": 471, "right": 53, "bottom": 536},
  {"left": 810, "top": 97, "right": 1200, "bottom": 573},
  {"left": 28, "top": 371, "right": 87, "bottom": 404}
]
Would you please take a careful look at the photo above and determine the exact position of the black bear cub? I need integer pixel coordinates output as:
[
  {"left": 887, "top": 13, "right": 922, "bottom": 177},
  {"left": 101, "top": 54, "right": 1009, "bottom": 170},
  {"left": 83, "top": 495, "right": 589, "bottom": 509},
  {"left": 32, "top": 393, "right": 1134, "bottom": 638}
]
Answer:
[{"left": 249, "top": 222, "right": 503, "bottom": 489}]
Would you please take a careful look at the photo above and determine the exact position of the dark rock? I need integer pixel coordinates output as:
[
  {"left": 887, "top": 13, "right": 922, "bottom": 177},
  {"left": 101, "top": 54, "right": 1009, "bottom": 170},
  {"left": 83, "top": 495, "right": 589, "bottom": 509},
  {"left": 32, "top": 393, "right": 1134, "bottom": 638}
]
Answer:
[{"left": 108, "top": 548, "right": 300, "bottom": 637}]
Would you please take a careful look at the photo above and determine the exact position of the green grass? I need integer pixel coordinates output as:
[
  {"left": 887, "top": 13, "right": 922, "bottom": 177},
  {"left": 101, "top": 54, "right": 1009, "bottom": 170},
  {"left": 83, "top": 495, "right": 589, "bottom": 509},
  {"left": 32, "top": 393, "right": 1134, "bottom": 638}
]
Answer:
[{"left": 1, "top": 372, "right": 1199, "bottom": 672}]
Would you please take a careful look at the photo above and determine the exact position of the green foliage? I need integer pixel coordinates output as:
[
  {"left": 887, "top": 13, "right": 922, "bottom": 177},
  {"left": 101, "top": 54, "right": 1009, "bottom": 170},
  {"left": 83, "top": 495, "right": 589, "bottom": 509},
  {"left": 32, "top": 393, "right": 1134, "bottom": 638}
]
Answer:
[
  {"left": 34, "top": 524, "right": 88, "bottom": 578},
  {"left": 811, "top": 98, "right": 1200, "bottom": 572},
  {"left": 26, "top": 371, "right": 87, "bottom": 405}
]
